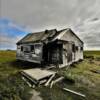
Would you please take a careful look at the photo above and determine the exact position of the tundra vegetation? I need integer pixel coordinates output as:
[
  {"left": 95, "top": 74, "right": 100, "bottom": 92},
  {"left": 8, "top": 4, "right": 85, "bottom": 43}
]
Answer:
[{"left": 0, "top": 50, "right": 100, "bottom": 100}]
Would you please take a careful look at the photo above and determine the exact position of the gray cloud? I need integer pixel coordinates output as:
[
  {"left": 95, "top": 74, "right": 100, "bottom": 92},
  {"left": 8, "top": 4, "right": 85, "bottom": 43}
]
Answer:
[
  {"left": 0, "top": 34, "right": 21, "bottom": 50},
  {"left": 1, "top": 0, "right": 98, "bottom": 29},
  {"left": 74, "top": 17, "right": 100, "bottom": 50},
  {"left": 0, "top": 0, "right": 100, "bottom": 49}
]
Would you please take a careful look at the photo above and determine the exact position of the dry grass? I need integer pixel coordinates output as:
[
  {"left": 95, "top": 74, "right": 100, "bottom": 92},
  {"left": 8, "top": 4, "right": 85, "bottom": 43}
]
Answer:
[
  {"left": 0, "top": 51, "right": 32, "bottom": 100},
  {"left": 0, "top": 50, "right": 100, "bottom": 100},
  {"left": 37, "top": 51, "right": 100, "bottom": 100}
]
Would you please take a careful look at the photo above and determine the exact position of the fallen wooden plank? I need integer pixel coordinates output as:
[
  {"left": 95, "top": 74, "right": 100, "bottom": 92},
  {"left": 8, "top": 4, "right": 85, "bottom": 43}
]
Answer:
[
  {"left": 50, "top": 77, "right": 64, "bottom": 88},
  {"left": 52, "top": 77, "right": 64, "bottom": 84},
  {"left": 45, "top": 65, "right": 55, "bottom": 70},
  {"left": 45, "top": 74, "right": 55, "bottom": 86},
  {"left": 21, "top": 71, "right": 38, "bottom": 85},
  {"left": 22, "top": 76, "right": 32, "bottom": 87},
  {"left": 39, "top": 79, "right": 47, "bottom": 85},
  {"left": 63, "top": 88, "right": 86, "bottom": 98},
  {"left": 50, "top": 81, "right": 54, "bottom": 88}
]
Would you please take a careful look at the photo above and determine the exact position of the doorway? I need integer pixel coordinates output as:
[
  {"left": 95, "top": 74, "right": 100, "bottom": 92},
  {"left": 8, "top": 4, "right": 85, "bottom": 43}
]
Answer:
[{"left": 43, "top": 42, "right": 63, "bottom": 65}]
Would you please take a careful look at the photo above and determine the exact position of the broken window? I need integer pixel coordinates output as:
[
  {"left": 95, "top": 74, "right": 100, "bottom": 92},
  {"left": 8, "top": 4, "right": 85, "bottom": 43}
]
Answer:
[
  {"left": 76, "top": 46, "right": 78, "bottom": 51},
  {"left": 34, "top": 44, "right": 42, "bottom": 55},
  {"left": 72, "top": 44, "right": 76, "bottom": 52},
  {"left": 21, "top": 46, "right": 23, "bottom": 51},
  {"left": 80, "top": 47, "right": 83, "bottom": 51},
  {"left": 30, "top": 45, "right": 35, "bottom": 53},
  {"left": 23, "top": 46, "right": 30, "bottom": 53}
]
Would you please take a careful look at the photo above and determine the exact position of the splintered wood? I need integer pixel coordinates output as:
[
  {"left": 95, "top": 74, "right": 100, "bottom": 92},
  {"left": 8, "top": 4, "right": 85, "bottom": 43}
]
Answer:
[
  {"left": 50, "top": 77, "right": 64, "bottom": 88},
  {"left": 21, "top": 68, "right": 86, "bottom": 98},
  {"left": 45, "top": 74, "right": 55, "bottom": 86},
  {"left": 21, "top": 68, "right": 56, "bottom": 86}
]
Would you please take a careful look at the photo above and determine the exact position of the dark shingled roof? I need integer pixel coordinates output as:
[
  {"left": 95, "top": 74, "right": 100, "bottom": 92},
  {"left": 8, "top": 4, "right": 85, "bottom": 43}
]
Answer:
[
  {"left": 17, "top": 28, "right": 83, "bottom": 44},
  {"left": 17, "top": 29, "right": 59, "bottom": 44}
]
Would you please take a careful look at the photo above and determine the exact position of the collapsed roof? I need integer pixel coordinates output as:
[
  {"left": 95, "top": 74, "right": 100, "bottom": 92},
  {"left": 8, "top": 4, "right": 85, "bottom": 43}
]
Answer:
[{"left": 17, "top": 28, "right": 83, "bottom": 44}]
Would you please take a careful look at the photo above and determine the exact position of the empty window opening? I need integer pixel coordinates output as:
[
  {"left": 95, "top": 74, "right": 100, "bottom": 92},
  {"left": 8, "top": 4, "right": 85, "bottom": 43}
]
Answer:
[
  {"left": 23, "top": 46, "right": 30, "bottom": 53},
  {"left": 76, "top": 46, "right": 78, "bottom": 51},
  {"left": 80, "top": 47, "right": 83, "bottom": 51},
  {"left": 34, "top": 44, "right": 42, "bottom": 55},
  {"left": 30, "top": 45, "right": 35, "bottom": 53},
  {"left": 21, "top": 46, "right": 23, "bottom": 51},
  {"left": 72, "top": 44, "right": 76, "bottom": 52}
]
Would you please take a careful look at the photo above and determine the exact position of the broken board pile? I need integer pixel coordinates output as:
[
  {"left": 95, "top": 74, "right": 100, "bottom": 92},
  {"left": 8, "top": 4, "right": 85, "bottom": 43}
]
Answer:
[
  {"left": 20, "top": 68, "right": 63, "bottom": 88},
  {"left": 20, "top": 68, "right": 86, "bottom": 98}
]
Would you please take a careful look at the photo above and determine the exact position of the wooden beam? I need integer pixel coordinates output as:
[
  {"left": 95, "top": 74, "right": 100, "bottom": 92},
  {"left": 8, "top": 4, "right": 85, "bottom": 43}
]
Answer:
[
  {"left": 63, "top": 88, "right": 86, "bottom": 98},
  {"left": 45, "top": 66, "right": 55, "bottom": 70},
  {"left": 50, "top": 77, "right": 64, "bottom": 88},
  {"left": 45, "top": 74, "right": 55, "bottom": 86},
  {"left": 21, "top": 71, "right": 38, "bottom": 85},
  {"left": 22, "top": 76, "right": 32, "bottom": 87}
]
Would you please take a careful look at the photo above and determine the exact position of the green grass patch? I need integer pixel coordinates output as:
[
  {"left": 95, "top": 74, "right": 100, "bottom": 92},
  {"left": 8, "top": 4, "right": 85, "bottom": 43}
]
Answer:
[
  {"left": 37, "top": 51, "right": 100, "bottom": 100},
  {"left": 84, "top": 50, "right": 100, "bottom": 58},
  {"left": 0, "top": 50, "right": 100, "bottom": 100},
  {"left": 0, "top": 51, "right": 32, "bottom": 100}
]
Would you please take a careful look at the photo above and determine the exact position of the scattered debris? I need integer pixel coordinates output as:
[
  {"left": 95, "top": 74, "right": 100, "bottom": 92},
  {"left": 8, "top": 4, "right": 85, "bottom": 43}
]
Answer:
[
  {"left": 21, "top": 71, "right": 38, "bottom": 85},
  {"left": 20, "top": 68, "right": 66, "bottom": 88},
  {"left": 50, "top": 77, "right": 64, "bottom": 88},
  {"left": 21, "top": 68, "right": 56, "bottom": 86},
  {"left": 63, "top": 88, "right": 86, "bottom": 98},
  {"left": 22, "top": 76, "right": 32, "bottom": 87},
  {"left": 39, "top": 79, "right": 47, "bottom": 85},
  {"left": 21, "top": 68, "right": 86, "bottom": 99},
  {"left": 45, "top": 65, "right": 55, "bottom": 70},
  {"left": 45, "top": 74, "right": 55, "bottom": 86}
]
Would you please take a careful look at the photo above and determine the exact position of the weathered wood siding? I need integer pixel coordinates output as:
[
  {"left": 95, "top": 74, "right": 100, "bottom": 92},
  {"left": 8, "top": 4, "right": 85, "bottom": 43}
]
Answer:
[
  {"left": 16, "top": 43, "right": 43, "bottom": 64},
  {"left": 60, "top": 30, "right": 83, "bottom": 61},
  {"left": 16, "top": 29, "right": 83, "bottom": 67},
  {"left": 59, "top": 42, "right": 73, "bottom": 68},
  {"left": 58, "top": 30, "right": 83, "bottom": 68}
]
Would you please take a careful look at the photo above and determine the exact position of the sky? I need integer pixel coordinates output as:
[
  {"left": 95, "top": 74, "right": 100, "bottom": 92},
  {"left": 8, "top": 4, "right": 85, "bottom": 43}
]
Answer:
[{"left": 0, "top": 0, "right": 100, "bottom": 50}]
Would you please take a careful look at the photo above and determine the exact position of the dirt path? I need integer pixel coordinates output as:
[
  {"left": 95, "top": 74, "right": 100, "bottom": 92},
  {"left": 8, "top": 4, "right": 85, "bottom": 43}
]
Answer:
[{"left": 30, "top": 89, "right": 43, "bottom": 100}]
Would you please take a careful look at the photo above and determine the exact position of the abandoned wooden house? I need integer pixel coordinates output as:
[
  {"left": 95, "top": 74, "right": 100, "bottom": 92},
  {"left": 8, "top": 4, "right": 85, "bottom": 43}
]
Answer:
[{"left": 16, "top": 28, "right": 83, "bottom": 68}]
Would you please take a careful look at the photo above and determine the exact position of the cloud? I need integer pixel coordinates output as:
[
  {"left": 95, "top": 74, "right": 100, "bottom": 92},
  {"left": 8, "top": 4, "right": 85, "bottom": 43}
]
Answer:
[
  {"left": 0, "top": 18, "right": 29, "bottom": 50},
  {"left": 2, "top": 0, "right": 97, "bottom": 29},
  {"left": 0, "top": 34, "right": 21, "bottom": 50},
  {"left": 0, "top": 0, "right": 100, "bottom": 50},
  {"left": 0, "top": 34, "right": 21, "bottom": 44},
  {"left": 74, "top": 17, "right": 100, "bottom": 50}
]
